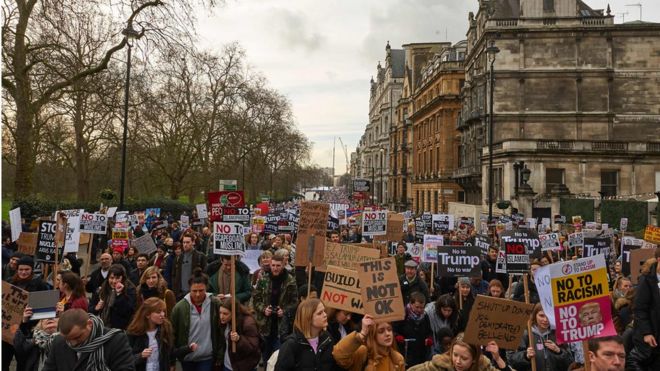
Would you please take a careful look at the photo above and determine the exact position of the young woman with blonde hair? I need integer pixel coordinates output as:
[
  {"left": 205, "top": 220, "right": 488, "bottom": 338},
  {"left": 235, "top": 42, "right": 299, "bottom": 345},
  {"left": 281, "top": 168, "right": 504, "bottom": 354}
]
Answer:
[
  {"left": 408, "top": 335, "right": 511, "bottom": 371},
  {"left": 136, "top": 266, "right": 176, "bottom": 317}
]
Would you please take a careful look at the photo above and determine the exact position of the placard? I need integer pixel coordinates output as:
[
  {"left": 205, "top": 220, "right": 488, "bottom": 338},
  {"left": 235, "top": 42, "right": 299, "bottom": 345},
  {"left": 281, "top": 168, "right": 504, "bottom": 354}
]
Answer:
[
  {"left": 9, "top": 207, "right": 21, "bottom": 242},
  {"left": 550, "top": 255, "right": 616, "bottom": 344},
  {"left": 58, "top": 209, "right": 83, "bottom": 253},
  {"left": 79, "top": 212, "right": 108, "bottom": 234},
  {"left": 384, "top": 213, "right": 405, "bottom": 242},
  {"left": 568, "top": 232, "right": 584, "bottom": 249},
  {"left": 320, "top": 265, "right": 364, "bottom": 314},
  {"left": 221, "top": 207, "right": 250, "bottom": 225},
  {"left": 619, "top": 218, "right": 628, "bottom": 232},
  {"left": 436, "top": 246, "right": 482, "bottom": 277},
  {"left": 432, "top": 214, "right": 454, "bottom": 233},
  {"left": 463, "top": 295, "right": 535, "bottom": 350},
  {"left": 630, "top": 248, "right": 656, "bottom": 284},
  {"left": 539, "top": 232, "right": 561, "bottom": 251},
  {"left": 17, "top": 232, "right": 38, "bottom": 256},
  {"left": 196, "top": 203, "right": 208, "bottom": 219},
  {"left": 358, "top": 257, "right": 404, "bottom": 322},
  {"left": 106, "top": 207, "right": 118, "bottom": 218},
  {"left": 28, "top": 290, "right": 60, "bottom": 320},
  {"left": 500, "top": 230, "right": 541, "bottom": 274},
  {"left": 213, "top": 222, "right": 245, "bottom": 256},
  {"left": 36, "top": 221, "right": 61, "bottom": 263},
  {"left": 644, "top": 225, "right": 660, "bottom": 244},
  {"left": 296, "top": 201, "right": 330, "bottom": 267},
  {"left": 414, "top": 218, "right": 426, "bottom": 242},
  {"left": 133, "top": 234, "right": 158, "bottom": 256},
  {"left": 621, "top": 237, "right": 643, "bottom": 277},
  {"left": 322, "top": 242, "right": 380, "bottom": 271},
  {"left": 2, "top": 281, "right": 29, "bottom": 343},
  {"left": 475, "top": 235, "right": 491, "bottom": 256},
  {"left": 362, "top": 211, "right": 387, "bottom": 237},
  {"left": 422, "top": 235, "right": 443, "bottom": 263}
]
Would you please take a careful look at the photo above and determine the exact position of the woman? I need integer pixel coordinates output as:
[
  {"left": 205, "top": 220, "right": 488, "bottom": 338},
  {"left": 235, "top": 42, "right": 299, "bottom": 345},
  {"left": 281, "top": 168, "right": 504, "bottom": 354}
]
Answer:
[
  {"left": 454, "top": 278, "right": 475, "bottom": 332},
  {"left": 487, "top": 279, "right": 505, "bottom": 299},
  {"left": 126, "top": 246, "right": 139, "bottom": 270},
  {"left": 275, "top": 298, "right": 336, "bottom": 371},
  {"left": 163, "top": 242, "right": 182, "bottom": 289},
  {"left": 246, "top": 233, "right": 261, "bottom": 250},
  {"left": 136, "top": 266, "right": 176, "bottom": 317},
  {"left": 55, "top": 271, "right": 88, "bottom": 314},
  {"left": 326, "top": 309, "right": 354, "bottom": 343},
  {"left": 150, "top": 244, "right": 168, "bottom": 270},
  {"left": 90, "top": 264, "right": 137, "bottom": 330},
  {"left": 13, "top": 309, "right": 59, "bottom": 371},
  {"left": 508, "top": 304, "right": 574, "bottom": 371},
  {"left": 126, "top": 297, "right": 195, "bottom": 371},
  {"left": 408, "top": 336, "right": 511, "bottom": 371},
  {"left": 217, "top": 298, "right": 262, "bottom": 371},
  {"left": 333, "top": 314, "right": 405, "bottom": 371},
  {"left": 425, "top": 294, "right": 461, "bottom": 355}
]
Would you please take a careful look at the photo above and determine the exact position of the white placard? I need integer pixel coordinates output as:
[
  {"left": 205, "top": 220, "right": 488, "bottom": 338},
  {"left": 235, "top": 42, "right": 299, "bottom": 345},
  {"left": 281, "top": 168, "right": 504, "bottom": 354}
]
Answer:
[
  {"left": 9, "top": 207, "right": 22, "bottom": 242},
  {"left": 106, "top": 207, "right": 118, "bottom": 218},
  {"left": 196, "top": 204, "right": 208, "bottom": 219},
  {"left": 79, "top": 213, "right": 108, "bottom": 235}
]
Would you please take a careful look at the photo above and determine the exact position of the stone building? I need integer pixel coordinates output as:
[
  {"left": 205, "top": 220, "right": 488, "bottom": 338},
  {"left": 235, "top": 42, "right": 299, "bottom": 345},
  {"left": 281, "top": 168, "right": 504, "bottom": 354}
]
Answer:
[
  {"left": 389, "top": 42, "right": 448, "bottom": 211},
  {"left": 454, "top": 0, "right": 660, "bottom": 219},
  {"left": 410, "top": 42, "right": 468, "bottom": 214}
]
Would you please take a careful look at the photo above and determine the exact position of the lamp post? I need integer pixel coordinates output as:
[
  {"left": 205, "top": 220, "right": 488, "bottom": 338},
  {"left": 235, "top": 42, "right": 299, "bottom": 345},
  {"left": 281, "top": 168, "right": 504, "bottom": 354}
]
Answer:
[
  {"left": 118, "top": 23, "right": 141, "bottom": 210},
  {"left": 371, "top": 166, "right": 376, "bottom": 206},
  {"left": 486, "top": 40, "right": 500, "bottom": 223},
  {"left": 379, "top": 148, "right": 385, "bottom": 206}
]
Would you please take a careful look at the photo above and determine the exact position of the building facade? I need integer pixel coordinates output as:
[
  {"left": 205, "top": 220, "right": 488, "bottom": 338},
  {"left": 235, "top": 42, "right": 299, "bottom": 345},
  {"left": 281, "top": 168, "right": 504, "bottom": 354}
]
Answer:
[
  {"left": 454, "top": 0, "right": 660, "bottom": 218},
  {"left": 410, "top": 42, "right": 467, "bottom": 214}
]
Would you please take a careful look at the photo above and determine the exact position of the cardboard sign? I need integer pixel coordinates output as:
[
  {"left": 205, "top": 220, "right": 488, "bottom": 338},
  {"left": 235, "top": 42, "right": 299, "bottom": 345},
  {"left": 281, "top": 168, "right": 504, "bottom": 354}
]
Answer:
[
  {"left": 432, "top": 214, "right": 454, "bottom": 233},
  {"left": 9, "top": 207, "right": 21, "bottom": 242},
  {"left": 550, "top": 255, "right": 616, "bottom": 344},
  {"left": 422, "top": 235, "right": 443, "bottom": 263},
  {"left": 630, "top": 248, "right": 656, "bottom": 284},
  {"left": 644, "top": 225, "right": 660, "bottom": 244},
  {"left": 213, "top": 222, "right": 245, "bottom": 256},
  {"left": 362, "top": 211, "right": 387, "bottom": 237},
  {"left": 437, "top": 246, "right": 482, "bottom": 277},
  {"left": 296, "top": 202, "right": 330, "bottom": 267},
  {"left": 17, "top": 232, "right": 38, "bottom": 256},
  {"left": 322, "top": 242, "right": 380, "bottom": 271},
  {"left": 28, "top": 290, "right": 60, "bottom": 320},
  {"left": 320, "top": 265, "right": 364, "bottom": 314},
  {"left": 568, "top": 232, "right": 584, "bottom": 249},
  {"left": 2, "top": 281, "right": 29, "bottom": 343},
  {"left": 133, "top": 234, "right": 158, "bottom": 256},
  {"left": 463, "top": 295, "right": 535, "bottom": 350},
  {"left": 358, "top": 257, "right": 404, "bottom": 322},
  {"left": 80, "top": 212, "right": 108, "bottom": 234},
  {"left": 36, "top": 221, "right": 61, "bottom": 263}
]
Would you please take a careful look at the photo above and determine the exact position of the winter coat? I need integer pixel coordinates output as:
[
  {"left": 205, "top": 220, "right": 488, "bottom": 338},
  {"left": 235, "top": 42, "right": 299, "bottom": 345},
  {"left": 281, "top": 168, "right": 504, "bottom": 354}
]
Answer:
[
  {"left": 253, "top": 270, "right": 298, "bottom": 338},
  {"left": 172, "top": 249, "right": 207, "bottom": 298},
  {"left": 218, "top": 315, "right": 262, "bottom": 371},
  {"left": 170, "top": 294, "right": 221, "bottom": 363},
  {"left": 327, "top": 321, "right": 353, "bottom": 344},
  {"left": 393, "top": 312, "right": 432, "bottom": 366},
  {"left": 12, "top": 322, "right": 54, "bottom": 371},
  {"left": 275, "top": 329, "right": 337, "bottom": 371},
  {"left": 127, "top": 326, "right": 192, "bottom": 371},
  {"left": 480, "top": 258, "right": 509, "bottom": 290},
  {"left": 407, "top": 352, "right": 509, "bottom": 371},
  {"left": 42, "top": 328, "right": 135, "bottom": 371},
  {"left": 400, "top": 274, "right": 430, "bottom": 304},
  {"left": 10, "top": 276, "right": 49, "bottom": 292},
  {"left": 136, "top": 286, "right": 176, "bottom": 318},
  {"left": 86, "top": 267, "right": 108, "bottom": 293},
  {"left": 89, "top": 284, "right": 137, "bottom": 330},
  {"left": 508, "top": 327, "right": 573, "bottom": 371},
  {"left": 207, "top": 260, "right": 253, "bottom": 304},
  {"left": 424, "top": 302, "right": 460, "bottom": 355},
  {"left": 632, "top": 262, "right": 660, "bottom": 342},
  {"left": 512, "top": 280, "right": 539, "bottom": 304},
  {"left": 332, "top": 331, "right": 405, "bottom": 371}
]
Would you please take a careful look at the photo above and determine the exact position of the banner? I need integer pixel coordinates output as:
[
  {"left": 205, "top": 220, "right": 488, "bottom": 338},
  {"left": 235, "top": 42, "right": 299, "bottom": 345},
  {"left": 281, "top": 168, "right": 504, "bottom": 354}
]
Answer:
[
  {"left": 361, "top": 211, "right": 387, "bottom": 237},
  {"left": 358, "top": 257, "right": 404, "bottom": 322},
  {"left": 432, "top": 214, "right": 454, "bottom": 233},
  {"left": 79, "top": 212, "right": 108, "bottom": 235},
  {"left": 550, "top": 255, "right": 616, "bottom": 344},
  {"left": 296, "top": 201, "right": 330, "bottom": 267},
  {"left": 213, "top": 222, "right": 246, "bottom": 256},
  {"left": 133, "top": 234, "right": 158, "bottom": 256},
  {"left": 463, "top": 295, "right": 535, "bottom": 350},
  {"left": 320, "top": 265, "right": 364, "bottom": 314},
  {"left": 436, "top": 245, "right": 482, "bottom": 277},
  {"left": 644, "top": 225, "right": 660, "bottom": 244},
  {"left": 539, "top": 232, "right": 561, "bottom": 251},
  {"left": 322, "top": 242, "right": 380, "bottom": 271},
  {"left": 2, "top": 282, "right": 29, "bottom": 343},
  {"left": 36, "top": 221, "right": 61, "bottom": 263},
  {"left": 422, "top": 235, "right": 443, "bottom": 263},
  {"left": 9, "top": 207, "right": 21, "bottom": 242}
]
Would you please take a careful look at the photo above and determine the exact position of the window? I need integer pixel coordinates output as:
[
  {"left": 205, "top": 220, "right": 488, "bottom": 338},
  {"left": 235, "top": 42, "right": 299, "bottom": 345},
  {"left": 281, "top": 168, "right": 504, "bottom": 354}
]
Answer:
[
  {"left": 543, "top": 0, "right": 555, "bottom": 12},
  {"left": 493, "top": 167, "right": 504, "bottom": 201},
  {"left": 546, "top": 168, "right": 565, "bottom": 193},
  {"left": 601, "top": 170, "right": 618, "bottom": 197},
  {"left": 458, "top": 191, "right": 466, "bottom": 202}
]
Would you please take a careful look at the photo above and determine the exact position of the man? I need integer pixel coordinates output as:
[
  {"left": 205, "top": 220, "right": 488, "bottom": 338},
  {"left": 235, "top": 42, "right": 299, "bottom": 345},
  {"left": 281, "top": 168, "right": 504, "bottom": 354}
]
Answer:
[
  {"left": 207, "top": 255, "right": 252, "bottom": 304},
  {"left": 170, "top": 222, "right": 181, "bottom": 243},
  {"left": 588, "top": 336, "right": 625, "bottom": 371},
  {"left": 173, "top": 233, "right": 207, "bottom": 299},
  {"left": 399, "top": 259, "right": 429, "bottom": 303},
  {"left": 253, "top": 254, "right": 298, "bottom": 363},
  {"left": 480, "top": 246, "right": 509, "bottom": 290},
  {"left": 252, "top": 250, "right": 272, "bottom": 286},
  {"left": 469, "top": 272, "right": 489, "bottom": 296},
  {"left": 394, "top": 242, "right": 412, "bottom": 276},
  {"left": 86, "top": 253, "right": 112, "bottom": 293},
  {"left": 628, "top": 248, "right": 660, "bottom": 370},
  {"left": 130, "top": 253, "right": 150, "bottom": 286},
  {"left": 328, "top": 230, "right": 340, "bottom": 243},
  {"left": 200, "top": 226, "right": 212, "bottom": 255},
  {"left": 42, "top": 309, "right": 134, "bottom": 370},
  {"left": 3, "top": 252, "right": 21, "bottom": 280},
  {"left": 111, "top": 246, "right": 132, "bottom": 274}
]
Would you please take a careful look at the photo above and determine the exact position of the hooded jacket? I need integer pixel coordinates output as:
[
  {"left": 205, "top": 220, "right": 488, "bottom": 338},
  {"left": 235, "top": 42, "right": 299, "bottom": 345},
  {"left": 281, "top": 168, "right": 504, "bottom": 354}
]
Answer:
[
  {"left": 332, "top": 331, "right": 405, "bottom": 371},
  {"left": 508, "top": 326, "right": 573, "bottom": 371},
  {"left": 275, "top": 329, "right": 336, "bottom": 371}
]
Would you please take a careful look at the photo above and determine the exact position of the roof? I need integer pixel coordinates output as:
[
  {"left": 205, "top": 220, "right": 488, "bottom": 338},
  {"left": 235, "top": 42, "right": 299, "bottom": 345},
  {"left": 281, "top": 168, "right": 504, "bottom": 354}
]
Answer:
[{"left": 390, "top": 49, "right": 405, "bottom": 78}]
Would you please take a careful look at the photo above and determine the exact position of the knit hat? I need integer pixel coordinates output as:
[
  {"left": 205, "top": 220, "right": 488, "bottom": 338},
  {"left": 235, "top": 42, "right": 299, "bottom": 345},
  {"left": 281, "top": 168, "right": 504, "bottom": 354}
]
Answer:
[
  {"left": 112, "top": 246, "right": 124, "bottom": 254},
  {"left": 457, "top": 277, "right": 471, "bottom": 286},
  {"left": 17, "top": 255, "right": 34, "bottom": 269}
]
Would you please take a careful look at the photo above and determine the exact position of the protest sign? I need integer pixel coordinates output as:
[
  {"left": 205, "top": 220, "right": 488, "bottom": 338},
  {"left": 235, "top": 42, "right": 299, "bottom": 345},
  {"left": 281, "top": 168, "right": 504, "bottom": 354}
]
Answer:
[
  {"left": 422, "top": 213, "right": 432, "bottom": 231},
  {"left": 296, "top": 202, "right": 330, "bottom": 267},
  {"left": 644, "top": 225, "right": 660, "bottom": 244},
  {"left": 207, "top": 192, "right": 224, "bottom": 222},
  {"left": 115, "top": 211, "right": 128, "bottom": 223},
  {"left": 550, "top": 255, "right": 616, "bottom": 344},
  {"left": 17, "top": 232, "right": 37, "bottom": 256},
  {"left": 499, "top": 230, "right": 541, "bottom": 274},
  {"left": 1, "top": 282, "right": 29, "bottom": 343},
  {"left": 619, "top": 218, "right": 628, "bottom": 232},
  {"left": 222, "top": 207, "right": 251, "bottom": 227},
  {"left": 179, "top": 215, "right": 190, "bottom": 229},
  {"left": 9, "top": 207, "right": 21, "bottom": 242},
  {"left": 554, "top": 215, "right": 566, "bottom": 225},
  {"left": 475, "top": 235, "right": 491, "bottom": 256},
  {"left": 568, "top": 232, "right": 584, "bottom": 249},
  {"left": 112, "top": 228, "right": 129, "bottom": 240},
  {"left": 213, "top": 222, "right": 245, "bottom": 257},
  {"left": 80, "top": 213, "right": 108, "bottom": 235},
  {"left": 526, "top": 218, "right": 537, "bottom": 230},
  {"left": 196, "top": 204, "right": 208, "bottom": 219},
  {"left": 358, "top": 257, "right": 404, "bottom": 322},
  {"left": 133, "top": 234, "right": 158, "bottom": 256},
  {"left": 106, "top": 207, "right": 118, "bottom": 218},
  {"left": 321, "top": 265, "right": 364, "bottom": 314},
  {"left": 322, "top": 242, "right": 380, "bottom": 271},
  {"left": 464, "top": 295, "right": 535, "bottom": 350},
  {"left": 362, "top": 211, "right": 387, "bottom": 237},
  {"left": 539, "top": 232, "right": 561, "bottom": 251},
  {"left": 495, "top": 250, "right": 507, "bottom": 274},
  {"left": 432, "top": 214, "right": 454, "bottom": 233},
  {"left": 353, "top": 179, "right": 370, "bottom": 192},
  {"left": 111, "top": 238, "right": 129, "bottom": 251},
  {"left": 437, "top": 246, "right": 482, "bottom": 277},
  {"left": 621, "top": 237, "right": 643, "bottom": 276},
  {"left": 251, "top": 216, "right": 265, "bottom": 234},
  {"left": 630, "top": 248, "right": 656, "bottom": 284},
  {"left": 422, "top": 235, "right": 443, "bottom": 263},
  {"left": 28, "top": 290, "right": 60, "bottom": 320},
  {"left": 414, "top": 218, "right": 426, "bottom": 242},
  {"left": 582, "top": 236, "right": 613, "bottom": 269},
  {"left": 58, "top": 209, "right": 83, "bottom": 253},
  {"left": 534, "top": 264, "right": 556, "bottom": 327},
  {"left": 380, "top": 213, "right": 404, "bottom": 242},
  {"left": 408, "top": 243, "right": 422, "bottom": 262},
  {"left": 36, "top": 221, "right": 61, "bottom": 263}
]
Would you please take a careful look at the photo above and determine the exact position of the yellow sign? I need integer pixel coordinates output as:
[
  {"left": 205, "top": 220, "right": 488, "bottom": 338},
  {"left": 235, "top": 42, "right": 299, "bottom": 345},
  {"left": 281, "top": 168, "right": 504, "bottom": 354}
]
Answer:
[
  {"left": 644, "top": 225, "right": 660, "bottom": 244},
  {"left": 552, "top": 268, "right": 609, "bottom": 306}
]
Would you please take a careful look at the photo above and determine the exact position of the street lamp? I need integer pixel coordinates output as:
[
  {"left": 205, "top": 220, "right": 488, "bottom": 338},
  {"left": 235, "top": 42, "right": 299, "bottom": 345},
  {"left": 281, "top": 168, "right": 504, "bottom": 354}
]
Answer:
[
  {"left": 379, "top": 148, "right": 385, "bottom": 206},
  {"left": 486, "top": 39, "right": 500, "bottom": 223},
  {"left": 119, "top": 22, "right": 141, "bottom": 210}
]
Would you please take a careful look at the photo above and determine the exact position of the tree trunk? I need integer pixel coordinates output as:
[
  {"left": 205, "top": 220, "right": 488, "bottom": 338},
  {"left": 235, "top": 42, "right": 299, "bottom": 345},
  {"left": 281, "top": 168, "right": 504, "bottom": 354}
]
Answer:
[
  {"left": 73, "top": 86, "right": 89, "bottom": 201},
  {"left": 13, "top": 104, "right": 35, "bottom": 198}
]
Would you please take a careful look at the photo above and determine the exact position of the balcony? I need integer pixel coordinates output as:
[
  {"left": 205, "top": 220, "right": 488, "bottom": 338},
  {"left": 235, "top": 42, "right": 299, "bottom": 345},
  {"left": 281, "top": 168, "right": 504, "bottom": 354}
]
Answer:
[
  {"left": 486, "top": 16, "right": 613, "bottom": 29},
  {"left": 453, "top": 165, "right": 481, "bottom": 179},
  {"left": 483, "top": 139, "right": 654, "bottom": 155}
]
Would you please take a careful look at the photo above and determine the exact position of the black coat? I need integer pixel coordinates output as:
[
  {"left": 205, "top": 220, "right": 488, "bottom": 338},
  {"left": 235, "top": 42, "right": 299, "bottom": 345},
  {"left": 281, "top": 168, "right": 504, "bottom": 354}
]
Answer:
[
  {"left": 275, "top": 330, "right": 337, "bottom": 371},
  {"left": 400, "top": 274, "right": 430, "bottom": 304},
  {"left": 11, "top": 277, "right": 49, "bottom": 292},
  {"left": 89, "top": 285, "right": 137, "bottom": 330},
  {"left": 42, "top": 329, "right": 135, "bottom": 371},
  {"left": 86, "top": 267, "right": 107, "bottom": 293},
  {"left": 127, "top": 327, "right": 191, "bottom": 371},
  {"left": 633, "top": 262, "right": 660, "bottom": 342},
  {"left": 480, "top": 257, "right": 509, "bottom": 290},
  {"left": 393, "top": 313, "right": 433, "bottom": 367},
  {"left": 12, "top": 323, "right": 44, "bottom": 371},
  {"left": 512, "top": 279, "right": 540, "bottom": 304}
]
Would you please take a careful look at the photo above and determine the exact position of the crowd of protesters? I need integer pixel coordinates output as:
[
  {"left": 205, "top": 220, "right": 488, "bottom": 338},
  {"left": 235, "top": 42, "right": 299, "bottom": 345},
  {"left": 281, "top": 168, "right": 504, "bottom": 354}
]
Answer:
[{"left": 2, "top": 204, "right": 658, "bottom": 371}]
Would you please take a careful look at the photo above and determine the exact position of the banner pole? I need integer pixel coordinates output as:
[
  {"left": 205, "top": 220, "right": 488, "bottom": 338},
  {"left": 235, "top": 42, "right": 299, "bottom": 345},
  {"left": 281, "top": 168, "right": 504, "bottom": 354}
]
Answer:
[
  {"left": 582, "top": 340, "right": 591, "bottom": 371},
  {"left": 430, "top": 263, "right": 434, "bottom": 291},
  {"left": 84, "top": 234, "right": 93, "bottom": 277},
  {"left": 231, "top": 255, "right": 237, "bottom": 353}
]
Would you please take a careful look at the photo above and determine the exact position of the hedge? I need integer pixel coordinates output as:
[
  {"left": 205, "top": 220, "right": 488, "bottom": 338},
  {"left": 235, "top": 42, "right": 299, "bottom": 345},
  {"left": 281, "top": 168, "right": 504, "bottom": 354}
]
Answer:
[
  {"left": 560, "top": 198, "right": 595, "bottom": 222},
  {"left": 600, "top": 200, "right": 648, "bottom": 232}
]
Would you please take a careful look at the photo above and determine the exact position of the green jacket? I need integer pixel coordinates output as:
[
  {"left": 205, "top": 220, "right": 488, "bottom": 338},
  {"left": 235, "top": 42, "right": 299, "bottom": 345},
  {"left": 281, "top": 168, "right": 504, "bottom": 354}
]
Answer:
[
  {"left": 207, "top": 261, "right": 252, "bottom": 304},
  {"left": 253, "top": 270, "right": 298, "bottom": 338},
  {"left": 170, "top": 294, "right": 221, "bottom": 363}
]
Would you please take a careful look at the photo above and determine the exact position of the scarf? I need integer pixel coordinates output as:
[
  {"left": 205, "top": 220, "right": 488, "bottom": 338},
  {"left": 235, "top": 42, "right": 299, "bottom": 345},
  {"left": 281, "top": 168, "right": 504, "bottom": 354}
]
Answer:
[
  {"left": 405, "top": 303, "right": 426, "bottom": 322},
  {"left": 69, "top": 314, "right": 120, "bottom": 371},
  {"left": 99, "top": 290, "right": 116, "bottom": 326},
  {"left": 140, "top": 284, "right": 160, "bottom": 300},
  {"left": 33, "top": 327, "right": 58, "bottom": 369}
]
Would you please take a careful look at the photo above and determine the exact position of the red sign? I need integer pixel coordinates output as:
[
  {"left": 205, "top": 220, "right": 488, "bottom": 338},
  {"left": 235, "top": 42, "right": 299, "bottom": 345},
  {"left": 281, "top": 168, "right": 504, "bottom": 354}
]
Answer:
[
  {"left": 207, "top": 191, "right": 245, "bottom": 222},
  {"left": 353, "top": 192, "right": 365, "bottom": 200}
]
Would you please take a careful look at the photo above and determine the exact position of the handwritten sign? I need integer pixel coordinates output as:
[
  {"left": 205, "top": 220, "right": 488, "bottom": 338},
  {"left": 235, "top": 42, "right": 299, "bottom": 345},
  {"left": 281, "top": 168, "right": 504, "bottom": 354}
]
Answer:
[
  {"left": 322, "top": 242, "right": 380, "bottom": 271},
  {"left": 296, "top": 202, "right": 330, "bottom": 267},
  {"left": 437, "top": 246, "right": 482, "bottom": 277},
  {"left": 320, "top": 265, "right": 364, "bottom": 314},
  {"left": 464, "top": 295, "right": 535, "bottom": 350},
  {"left": 644, "top": 225, "right": 660, "bottom": 244},
  {"left": 133, "top": 234, "right": 158, "bottom": 256},
  {"left": 358, "top": 257, "right": 404, "bottom": 322},
  {"left": 2, "top": 282, "right": 29, "bottom": 343},
  {"left": 17, "top": 232, "right": 38, "bottom": 256},
  {"left": 213, "top": 222, "right": 245, "bottom": 256}
]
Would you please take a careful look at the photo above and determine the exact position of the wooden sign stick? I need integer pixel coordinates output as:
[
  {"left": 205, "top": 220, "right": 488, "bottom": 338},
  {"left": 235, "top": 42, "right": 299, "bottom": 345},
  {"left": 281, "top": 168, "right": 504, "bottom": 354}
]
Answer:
[
  {"left": 84, "top": 235, "right": 93, "bottom": 277},
  {"left": 430, "top": 263, "right": 434, "bottom": 291},
  {"left": 307, "top": 235, "right": 315, "bottom": 298},
  {"left": 583, "top": 340, "right": 591, "bottom": 371},
  {"left": 231, "top": 255, "right": 237, "bottom": 353}
]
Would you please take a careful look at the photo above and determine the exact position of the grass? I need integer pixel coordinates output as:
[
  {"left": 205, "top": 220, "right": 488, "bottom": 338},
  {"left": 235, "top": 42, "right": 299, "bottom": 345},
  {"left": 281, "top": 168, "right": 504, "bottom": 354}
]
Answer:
[{"left": 1, "top": 198, "right": 12, "bottom": 222}]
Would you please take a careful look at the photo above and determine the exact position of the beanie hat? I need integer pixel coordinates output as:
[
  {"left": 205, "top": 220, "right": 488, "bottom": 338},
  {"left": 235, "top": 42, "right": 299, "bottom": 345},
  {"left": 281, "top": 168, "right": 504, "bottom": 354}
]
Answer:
[
  {"left": 17, "top": 255, "right": 34, "bottom": 269},
  {"left": 457, "top": 277, "right": 471, "bottom": 286}
]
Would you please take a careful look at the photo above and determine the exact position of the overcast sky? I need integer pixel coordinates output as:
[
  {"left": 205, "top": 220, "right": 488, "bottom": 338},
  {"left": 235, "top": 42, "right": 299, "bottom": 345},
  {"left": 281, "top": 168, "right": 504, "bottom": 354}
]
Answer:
[{"left": 195, "top": 0, "right": 659, "bottom": 173}]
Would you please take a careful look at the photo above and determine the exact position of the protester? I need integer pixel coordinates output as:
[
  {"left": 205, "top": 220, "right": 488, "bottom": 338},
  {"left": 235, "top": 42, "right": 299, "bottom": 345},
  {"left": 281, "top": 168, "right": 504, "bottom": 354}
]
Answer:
[
  {"left": 400, "top": 259, "right": 430, "bottom": 303},
  {"left": 512, "top": 260, "right": 541, "bottom": 304},
  {"left": 56, "top": 271, "right": 89, "bottom": 314},
  {"left": 408, "top": 336, "right": 512, "bottom": 371},
  {"left": 207, "top": 255, "right": 252, "bottom": 304},
  {"left": 86, "top": 252, "right": 112, "bottom": 293},
  {"left": 252, "top": 250, "right": 273, "bottom": 287},
  {"left": 454, "top": 277, "right": 475, "bottom": 332},
  {"left": 394, "top": 242, "right": 411, "bottom": 276},
  {"left": 163, "top": 242, "right": 182, "bottom": 289},
  {"left": 90, "top": 264, "right": 137, "bottom": 330},
  {"left": 136, "top": 266, "right": 177, "bottom": 317},
  {"left": 487, "top": 279, "right": 505, "bottom": 298},
  {"left": 275, "top": 298, "right": 336, "bottom": 371},
  {"left": 394, "top": 291, "right": 433, "bottom": 367},
  {"left": 125, "top": 246, "right": 139, "bottom": 270},
  {"left": 112, "top": 246, "right": 134, "bottom": 274},
  {"left": 217, "top": 298, "right": 262, "bottom": 371},
  {"left": 246, "top": 232, "right": 261, "bottom": 250},
  {"left": 151, "top": 244, "right": 168, "bottom": 270},
  {"left": 13, "top": 315, "right": 59, "bottom": 371},
  {"left": 587, "top": 336, "right": 625, "bottom": 371},
  {"left": 173, "top": 233, "right": 207, "bottom": 299},
  {"left": 332, "top": 314, "right": 405, "bottom": 370},
  {"left": 42, "top": 309, "right": 134, "bottom": 370},
  {"left": 3, "top": 252, "right": 20, "bottom": 279},
  {"left": 469, "top": 273, "right": 489, "bottom": 296},
  {"left": 130, "top": 253, "right": 150, "bottom": 286},
  {"left": 326, "top": 309, "right": 355, "bottom": 343},
  {"left": 425, "top": 294, "right": 460, "bottom": 355}
]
